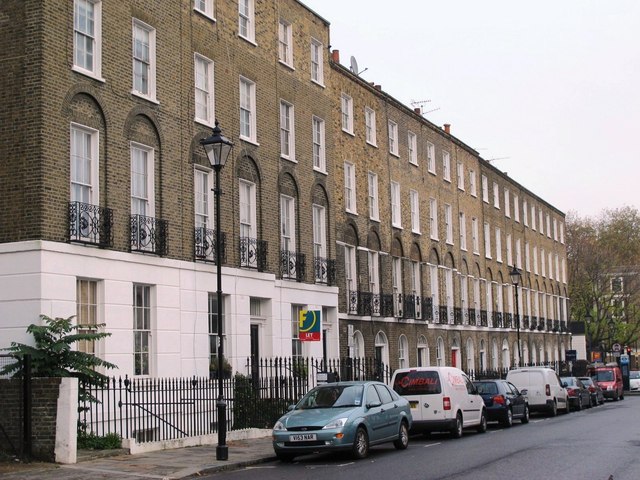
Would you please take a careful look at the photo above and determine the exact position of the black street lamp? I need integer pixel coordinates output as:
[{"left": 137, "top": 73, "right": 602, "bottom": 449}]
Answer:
[
  {"left": 200, "top": 120, "right": 233, "bottom": 461},
  {"left": 584, "top": 310, "right": 593, "bottom": 362},
  {"left": 608, "top": 317, "right": 616, "bottom": 364},
  {"left": 510, "top": 266, "right": 522, "bottom": 367}
]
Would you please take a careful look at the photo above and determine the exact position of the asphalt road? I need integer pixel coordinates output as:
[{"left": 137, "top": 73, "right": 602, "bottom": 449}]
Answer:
[{"left": 214, "top": 396, "right": 640, "bottom": 480}]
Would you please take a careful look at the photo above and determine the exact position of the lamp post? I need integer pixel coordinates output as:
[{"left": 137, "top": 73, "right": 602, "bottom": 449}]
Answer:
[
  {"left": 584, "top": 310, "right": 593, "bottom": 362},
  {"left": 200, "top": 120, "right": 233, "bottom": 461},
  {"left": 510, "top": 266, "right": 522, "bottom": 367},
  {"left": 608, "top": 317, "right": 615, "bottom": 364}
]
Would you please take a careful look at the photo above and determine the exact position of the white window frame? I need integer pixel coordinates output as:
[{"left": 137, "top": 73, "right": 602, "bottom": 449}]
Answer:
[
  {"left": 279, "top": 100, "right": 295, "bottom": 161},
  {"left": 516, "top": 239, "right": 522, "bottom": 269},
  {"left": 531, "top": 205, "right": 537, "bottom": 231},
  {"left": 368, "top": 171, "right": 380, "bottom": 221},
  {"left": 469, "top": 170, "right": 477, "bottom": 197},
  {"left": 194, "top": 167, "right": 214, "bottom": 230},
  {"left": 513, "top": 194, "right": 520, "bottom": 222},
  {"left": 239, "top": 76, "right": 257, "bottom": 143},
  {"left": 194, "top": 0, "right": 214, "bottom": 19},
  {"left": 539, "top": 210, "right": 544, "bottom": 235},
  {"left": 525, "top": 242, "right": 530, "bottom": 272},
  {"left": 504, "top": 189, "right": 511, "bottom": 217},
  {"left": 238, "top": 0, "right": 255, "bottom": 43},
  {"left": 560, "top": 222, "right": 565, "bottom": 244},
  {"left": 278, "top": 19, "right": 293, "bottom": 67},
  {"left": 484, "top": 222, "right": 491, "bottom": 259},
  {"left": 495, "top": 227, "right": 502, "bottom": 263},
  {"left": 312, "top": 116, "right": 326, "bottom": 172},
  {"left": 130, "top": 142, "right": 155, "bottom": 218},
  {"left": 341, "top": 93, "right": 354, "bottom": 134},
  {"left": 344, "top": 162, "right": 357, "bottom": 214},
  {"left": 533, "top": 246, "right": 539, "bottom": 275},
  {"left": 442, "top": 151, "right": 451, "bottom": 182},
  {"left": 493, "top": 182, "right": 500, "bottom": 209},
  {"left": 133, "top": 284, "right": 153, "bottom": 376},
  {"left": 280, "top": 194, "right": 296, "bottom": 253},
  {"left": 546, "top": 213, "right": 552, "bottom": 238},
  {"left": 459, "top": 212, "right": 467, "bottom": 251},
  {"left": 482, "top": 175, "right": 489, "bottom": 203},
  {"left": 444, "top": 204, "right": 453, "bottom": 244},
  {"left": 132, "top": 19, "right": 156, "bottom": 101},
  {"left": 427, "top": 142, "right": 436, "bottom": 174},
  {"left": 388, "top": 120, "right": 399, "bottom": 156},
  {"left": 345, "top": 244, "right": 357, "bottom": 304},
  {"left": 368, "top": 251, "right": 380, "bottom": 295},
  {"left": 553, "top": 218, "right": 558, "bottom": 241},
  {"left": 410, "top": 189, "right": 420, "bottom": 233},
  {"left": 239, "top": 179, "right": 257, "bottom": 240},
  {"left": 365, "top": 107, "right": 377, "bottom": 146},
  {"left": 73, "top": 0, "right": 102, "bottom": 80},
  {"left": 391, "top": 181, "right": 401, "bottom": 228},
  {"left": 312, "top": 204, "right": 327, "bottom": 261},
  {"left": 194, "top": 54, "right": 215, "bottom": 126},
  {"left": 471, "top": 217, "right": 479, "bottom": 254},
  {"left": 408, "top": 131, "right": 418, "bottom": 165},
  {"left": 392, "top": 257, "right": 403, "bottom": 317},
  {"left": 310, "top": 38, "right": 324, "bottom": 85},
  {"left": 70, "top": 123, "right": 99, "bottom": 205},
  {"left": 430, "top": 198, "right": 438, "bottom": 240},
  {"left": 506, "top": 233, "right": 513, "bottom": 266},
  {"left": 457, "top": 162, "right": 464, "bottom": 190},
  {"left": 523, "top": 200, "right": 529, "bottom": 226}
]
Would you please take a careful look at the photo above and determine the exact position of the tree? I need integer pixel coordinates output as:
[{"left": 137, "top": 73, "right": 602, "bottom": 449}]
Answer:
[
  {"left": 567, "top": 207, "right": 640, "bottom": 356},
  {"left": 0, "top": 315, "right": 116, "bottom": 387}
]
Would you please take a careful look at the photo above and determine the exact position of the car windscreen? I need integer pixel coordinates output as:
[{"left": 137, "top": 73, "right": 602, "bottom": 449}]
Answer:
[
  {"left": 473, "top": 382, "right": 498, "bottom": 395},
  {"left": 393, "top": 370, "right": 441, "bottom": 395},
  {"left": 595, "top": 370, "right": 614, "bottom": 381},
  {"left": 297, "top": 385, "right": 364, "bottom": 409},
  {"left": 561, "top": 377, "right": 576, "bottom": 386},
  {"left": 578, "top": 377, "right": 594, "bottom": 386},
  {"left": 630, "top": 371, "right": 640, "bottom": 379}
]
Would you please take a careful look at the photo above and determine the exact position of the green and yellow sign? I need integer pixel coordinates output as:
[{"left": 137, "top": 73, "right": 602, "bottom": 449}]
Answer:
[{"left": 299, "top": 310, "right": 321, "bottom": 341}]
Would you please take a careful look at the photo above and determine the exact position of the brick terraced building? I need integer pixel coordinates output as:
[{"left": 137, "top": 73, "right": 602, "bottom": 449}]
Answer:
[{"left": 0, "top": 0, "right": 569, "bottom": 377}]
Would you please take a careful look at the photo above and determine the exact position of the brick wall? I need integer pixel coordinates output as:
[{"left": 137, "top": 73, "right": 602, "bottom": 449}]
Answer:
[{"left": 0, "top": 377, "right": 62, "bottom": 462}]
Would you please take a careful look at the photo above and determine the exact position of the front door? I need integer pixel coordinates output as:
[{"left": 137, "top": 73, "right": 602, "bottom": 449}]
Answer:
[{"left": 250, "top": 324, "right": 259, "bottom": 382}]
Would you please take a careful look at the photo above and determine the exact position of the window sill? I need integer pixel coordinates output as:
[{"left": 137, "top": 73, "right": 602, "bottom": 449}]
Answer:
[
  {"left": 195, "top": 118, "right": 215, "bottom": 128},
  {"left": 240, "top": 136, "right": 260, "bottom": 147},
  {"left": 313, "top": 167, "right": 328, "bottom": 176},
  {"left": 342, "top": 129, "right": 355, "bottom": 137},
  {"left": 194, "top": 9, "right": 216, "bottom": 23},
  {"left": 278, "top": 60, "right": 295, "bottom": 71},
  {"left": 72, "top": 66, "right": 105, "bottom": 83},
  {"left": 239, "top": 35, "right": 257, "bottom": 47},
  {"left": 311, "top": 79, "right": 326, "bottom": 89},
  {"left": 131, "top": 91, "right": 160, "bottom": 105},
  {"left": 366, "top": 141, "right": 378, "bottom": 148},
  {"left": 389, "top": 151, "right": 400, "bottom": 158},
  {"left": 281, "top": 155, "right": 298, "bottom": 164}
]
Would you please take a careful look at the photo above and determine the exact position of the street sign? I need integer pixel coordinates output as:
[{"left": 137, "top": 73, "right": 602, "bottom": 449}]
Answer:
[
  {"left": 620, "top": 354, "right": 630, "bottom": 365},
  {"left": 612, "top": 343, "right": 621, "bottom": 353},
  {"left": 565, "top": 350, "right": 577, "bottom": 362}
]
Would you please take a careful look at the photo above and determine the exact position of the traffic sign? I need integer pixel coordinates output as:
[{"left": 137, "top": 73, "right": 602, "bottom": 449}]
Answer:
[
  {"left": 612, "top": 343, "right": 621, "bottom": 353},
  {"left": 620, "top": 354, "right": 630, "bottom": 365}
]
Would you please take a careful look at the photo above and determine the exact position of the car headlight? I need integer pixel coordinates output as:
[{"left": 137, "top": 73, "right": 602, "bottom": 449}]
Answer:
[
  {"left": 273, "top": 420, "right": 286, "bottom": 431},
  {"left": 323, "top": 417, "right": 348, "bottom": 430}
]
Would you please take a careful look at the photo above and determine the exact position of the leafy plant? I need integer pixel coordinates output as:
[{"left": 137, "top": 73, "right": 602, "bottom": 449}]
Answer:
[
  {"left": 77, "top": 432, "right": 121, "bottom": 450},
  {"left": 209, "top": 357, "right": 232, "bottom": 379},
  {"left": 0, "top": 315, "right": 117, "bottom": 392}
]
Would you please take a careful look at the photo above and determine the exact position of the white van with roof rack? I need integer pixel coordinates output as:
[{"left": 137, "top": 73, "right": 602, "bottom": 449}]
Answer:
[{"left": 390, "top": 366, "right": 487, "bottom": 438}]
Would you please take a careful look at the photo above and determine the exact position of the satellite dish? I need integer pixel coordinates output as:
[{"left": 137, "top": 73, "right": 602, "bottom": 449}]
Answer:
[{"left": 350, "top": 56, "right": 359, "bottom": 75}]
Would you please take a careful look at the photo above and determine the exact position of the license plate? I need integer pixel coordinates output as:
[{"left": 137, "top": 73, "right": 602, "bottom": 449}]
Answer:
[
  {"left": 409, "top": 401, "right": 419, "bottom": 409},
  {"left": 289, "top": 433, "right": 317, "bottom": 442}
]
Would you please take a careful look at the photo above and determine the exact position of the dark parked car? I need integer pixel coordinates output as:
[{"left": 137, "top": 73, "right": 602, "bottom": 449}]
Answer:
[
  {"left": 578, "top": 376, "right": 604, "bottom": 405},
  {"left": 472, "top": 379, "right": 529, "bottom": 427},
  {"left": 561, "top": 376, "right": 591, "bottom": 410}
]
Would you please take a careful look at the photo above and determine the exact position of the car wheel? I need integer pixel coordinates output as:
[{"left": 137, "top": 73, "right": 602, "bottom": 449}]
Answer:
[
  {"left": 477, "top": 410, "right": 487, "bottom": 433},
  {"left": 521, "top": 404, "right": 530, "bottom": 424},
  {"left": 393, "top": 421, "right": 409, "bottom": 450},
  {"left": 575, "top": 398, "right": 582, "bottom": 411},
  {"left": 501, "top": 408, "right": 513, "bottom": 428},
  {"left": 352, "top": 426, "right": 370, "bottom": 459},
  {"left": 450, "top": 413, "right": 463, "bottom": 439},
  {"left": 276, "top": 452, "right": 296, "bottom": 463},
  {"left": 549, "top": 400, "right": 558, "bottom": 417}
]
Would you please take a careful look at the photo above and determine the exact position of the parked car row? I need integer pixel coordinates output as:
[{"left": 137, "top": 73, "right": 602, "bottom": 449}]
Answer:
[{"left": 271, "top": 364, "right": 628, "bottom": 462}]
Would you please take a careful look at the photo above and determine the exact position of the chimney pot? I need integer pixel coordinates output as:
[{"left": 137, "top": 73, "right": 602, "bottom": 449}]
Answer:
[
  {"left": 331, "top": 49, "right": 340, "bottom": 64},
  {"left": 414, "top": 108, "right": 421, "bottom": 115},
  {"left": 375, "top": 84, "right": 381, "bottom": 90},
  {"left": 443, "top": 123, "right": 451, "bottom": 134}
]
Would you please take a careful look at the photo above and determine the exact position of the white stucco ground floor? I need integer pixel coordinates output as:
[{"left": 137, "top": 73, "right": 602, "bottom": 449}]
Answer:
[{"left": 0, "top": 241, "right": 339, "bottom": 378}]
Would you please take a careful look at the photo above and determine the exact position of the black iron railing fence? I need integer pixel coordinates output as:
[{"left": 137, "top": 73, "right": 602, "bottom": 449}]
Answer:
[{"left": 79, "top": 357, "right": 392, "bottom": 444}]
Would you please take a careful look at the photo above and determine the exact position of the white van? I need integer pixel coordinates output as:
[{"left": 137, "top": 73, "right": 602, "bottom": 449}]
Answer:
[
  {"left": 390, "top": 366, "right": 487, "bottom": 438},
  {"left": 505, "top": 367, "right": 569, "bottom": 416}
]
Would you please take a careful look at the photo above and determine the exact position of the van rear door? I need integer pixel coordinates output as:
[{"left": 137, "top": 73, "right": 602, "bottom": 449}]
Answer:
[{"left": 392, "top": 369, "right": 444, "bottom": 422}]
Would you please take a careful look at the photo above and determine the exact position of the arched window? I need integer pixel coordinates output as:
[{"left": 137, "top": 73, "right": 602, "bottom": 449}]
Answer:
[
  {"left": 492, "top": 339, "right": 499, "bottom": 370},
  {"left": 398, "top": 335, "right": 409, "bottom": 368},
  {"left": 375, "top": 331, "right": 389, "bottom": 369},
  {"left": 502, "top": 339, "right": 510, "bottom": 369},
  {"left": 479, "top": 339, "right": 486, "bottom": 371},
  {"left": 466, "top": 338, "right": 475, "bottom": 373},
  {"left": 436, "top": 337, "right": 445, "bottom": 366},
  {"left": 351, "top": 330, "right": 364, "bottom": 358}
]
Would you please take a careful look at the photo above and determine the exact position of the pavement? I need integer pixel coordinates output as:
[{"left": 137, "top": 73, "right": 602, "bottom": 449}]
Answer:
[{"left": 0, "top": 435, "right": 277, "bottom": 480}]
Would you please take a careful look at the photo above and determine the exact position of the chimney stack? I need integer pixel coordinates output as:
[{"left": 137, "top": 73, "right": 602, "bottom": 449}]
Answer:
[
  {"left": 443, "top": 123, "right": 451, "bottom": 134},
  {"left": 414, "top": 108, "right": 421, "bottom": 115},
  {"left": 331, "top": 49, "right": 340, "bottom": 64}
]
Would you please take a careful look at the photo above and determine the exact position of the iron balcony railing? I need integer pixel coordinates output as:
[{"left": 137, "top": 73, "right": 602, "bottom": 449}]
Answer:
[
  {"left": 538, "top": 317, "right": 546, "bottom": 331},
  {"left": 530, "top": 316, "right": 538, "bottom": 330},
  {"left": 468, "top": 308, "right": 477, "bottom": 326},
  {"left": 438, "top": 306, "right": 449, "bottom": 324},
  {"left": 194, "top": 227, "right": 226, "bottom": 263},
  {"left": 130, "top": 214, "right": 168, "bottom": 256},
  {"left": 69, "top": 201, "right": 113, "bottom": 247},
  {"left": 454, "top": 307, "right": 463, "bottom": 325},
  {"left": 492, "top": 311, "right": 503, "bottom": 328},
  {"left": 504, "top": 313, "right": 513, "bottom": 329},
  {"left": 424, "top": 297, "right": 434, "bottom": 322},
  {"left": 314, "top": 257, "right": 336, "bottom": 286},
  {"left": 280, "top": 250, "right": 306, "bottom": 282},
  {"left": 239, "top": 237, "right": 267, "bottom": 271},
  {"left": 523, "top": 315, "right": 530, "bottom": 330},
  {"left": 480, "top": 310, "right": 488, "bottom": 327}
]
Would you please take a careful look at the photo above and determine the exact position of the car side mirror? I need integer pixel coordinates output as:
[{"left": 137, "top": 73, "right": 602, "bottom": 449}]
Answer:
[
  {"left": 366, "top": 400, "right": 382, "bottom": 409},
  {"left": 562, "top": 382, "right": 568, "bottom": 388},
  {"left": 520, "top": 389, "right": 528, "bottom": 396},
  {"left": 288, "top": 404, "right": 295, "bottom": 411}
]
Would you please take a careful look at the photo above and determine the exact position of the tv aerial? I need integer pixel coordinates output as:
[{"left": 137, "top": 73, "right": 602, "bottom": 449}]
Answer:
[
  {"left": 411, "top": 99, "right": 440, "bottom": 115},
  {"left": 350, "top": 56, "right": 368, "bottom": 76}
]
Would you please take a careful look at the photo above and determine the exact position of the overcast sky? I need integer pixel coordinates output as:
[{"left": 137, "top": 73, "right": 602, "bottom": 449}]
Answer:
[{"left": 302, "top": 0, "right": 640, "bottom": 218}]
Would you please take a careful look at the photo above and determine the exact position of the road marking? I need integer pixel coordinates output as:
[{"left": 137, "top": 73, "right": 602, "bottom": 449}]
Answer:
[{"left": 424, "top": 442, "right": 441, "bottom": 447}]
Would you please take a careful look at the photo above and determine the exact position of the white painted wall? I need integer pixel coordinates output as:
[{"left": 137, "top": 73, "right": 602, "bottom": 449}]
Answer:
[{"left": 0, "top": 241, "right": 339, "bottom": 378}]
